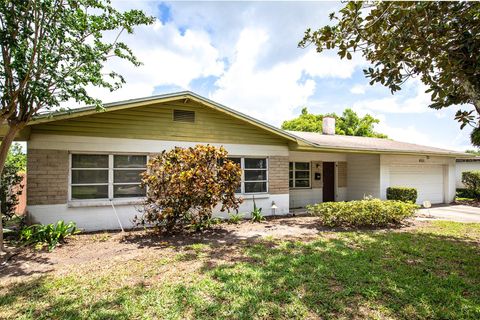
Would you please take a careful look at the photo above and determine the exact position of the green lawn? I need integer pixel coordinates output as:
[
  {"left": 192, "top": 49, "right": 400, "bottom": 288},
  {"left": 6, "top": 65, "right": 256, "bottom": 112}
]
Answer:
[{"left": 1, "top": 221, "right": 480, "bottom": 319}]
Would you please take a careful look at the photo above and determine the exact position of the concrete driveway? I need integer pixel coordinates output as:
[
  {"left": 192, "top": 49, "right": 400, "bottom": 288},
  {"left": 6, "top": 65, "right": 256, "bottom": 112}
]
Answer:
[{"left": 417, "top": 204, "right": 480, "bottom": 223}]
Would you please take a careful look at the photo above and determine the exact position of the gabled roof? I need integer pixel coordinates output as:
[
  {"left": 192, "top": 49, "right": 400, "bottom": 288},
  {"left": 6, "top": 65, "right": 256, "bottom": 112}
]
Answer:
[
  {"left": 27, "top": 91, "right": 305, "bottom": 144},
  {"left": 287, "top": 131, "right": 469, "bottom": 157},
  {"left": 3, "top": 90, "right": 469, "bottom": 157}
]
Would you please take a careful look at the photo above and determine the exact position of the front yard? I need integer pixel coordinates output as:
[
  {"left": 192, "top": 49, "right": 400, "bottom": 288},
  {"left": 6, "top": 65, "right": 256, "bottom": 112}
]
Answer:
[{"left": 1, "top": 219, "right": 479, "bottom": 319}]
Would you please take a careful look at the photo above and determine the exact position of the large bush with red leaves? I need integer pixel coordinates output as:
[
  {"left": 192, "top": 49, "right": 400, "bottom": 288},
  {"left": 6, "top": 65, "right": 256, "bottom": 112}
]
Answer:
[{"left": 136, "top": 145, "right": 242, "bottom": 232}]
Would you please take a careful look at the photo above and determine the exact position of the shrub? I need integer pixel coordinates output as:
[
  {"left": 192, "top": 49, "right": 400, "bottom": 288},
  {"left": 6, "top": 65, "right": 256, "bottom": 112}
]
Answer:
[
  {"left": 250, "top": 196, "right": 265, "bottom": 223},
  {"left": 228, "top": 212, "right": 243, "bottom": 224},
  {"left": 461, "top": 171, "right": 480, "bottom": 199},
  {"left": 456, "top": 188, "right": 477, "bottom": 199},
  {"left": 307, "top": 199, "right": 418, "bottom": 228},
  {"left": 19, "top": 221, "right": 79, "bottom": 251},
  {"left": 0, "top": 143, "right": 26, "bottom": 222},
  {"left": 189, "top": 216, "right": 221, "bottom": 232},
  {"left": 386, "top": 187, "right": 418, "bottom": 203},
  {"left": 136, "top": 145, "right": 243, "bottom": 233}
]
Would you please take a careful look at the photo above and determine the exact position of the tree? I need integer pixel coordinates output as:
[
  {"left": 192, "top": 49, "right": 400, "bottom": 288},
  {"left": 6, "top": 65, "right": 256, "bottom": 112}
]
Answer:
[
  {"left": 299, "top": 2, "right": 480, "bottom": 144},
  {"left": 281, "top": 107, "right": 387, "bottom": 138},
  {"left": 0, "top": 143, "right": 25, "bottom": 223},
  {"left": 0, "top": 0, "right": 154, "bottom": 251},
  {"left": 466, "top": 149, "right": 480, "bottom": 156},
  {"left": 136, "top": 145, "right": 243, "bottom": 233}
]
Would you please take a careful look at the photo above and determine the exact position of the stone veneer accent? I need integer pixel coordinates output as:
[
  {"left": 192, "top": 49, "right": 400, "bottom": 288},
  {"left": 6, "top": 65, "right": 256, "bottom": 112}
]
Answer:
[
  {"left": 27, "top": 149, "right": 69, "bottom": 205},
  {"left": 268, "top": 156, "right": 289, "bottom": 194}
]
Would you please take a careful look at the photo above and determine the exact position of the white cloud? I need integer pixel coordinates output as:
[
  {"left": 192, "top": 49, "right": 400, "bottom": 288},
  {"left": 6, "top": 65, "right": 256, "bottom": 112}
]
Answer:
[
  {"left": 376, "top": 120, "right": 471, "bottom": 151},
  {"left": 211, "top": 28, "right": 362, "bottom": 126},
  {"left": 87, "top": 20, "right": 224, "bottom": 103},
  {"left": 350, "top": 84, "right": 367, "bottom": 95}
]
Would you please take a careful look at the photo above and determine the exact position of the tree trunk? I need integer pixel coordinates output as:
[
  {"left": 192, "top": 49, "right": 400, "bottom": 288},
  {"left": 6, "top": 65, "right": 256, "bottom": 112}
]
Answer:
[{"left": 0, "top": 124, "right": 21, "bottom": 253}]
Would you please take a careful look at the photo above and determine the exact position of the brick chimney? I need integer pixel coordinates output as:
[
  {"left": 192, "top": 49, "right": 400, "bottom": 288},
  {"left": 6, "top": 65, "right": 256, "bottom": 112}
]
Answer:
[{"left": 322, "top": 116, "right": 335, "bottom": 135}]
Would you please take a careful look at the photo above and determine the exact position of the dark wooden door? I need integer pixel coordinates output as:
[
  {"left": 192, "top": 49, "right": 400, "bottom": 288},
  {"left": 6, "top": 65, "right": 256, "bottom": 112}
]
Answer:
[{"left": 323, "top": 162, "right": 335, "bottom": 202}]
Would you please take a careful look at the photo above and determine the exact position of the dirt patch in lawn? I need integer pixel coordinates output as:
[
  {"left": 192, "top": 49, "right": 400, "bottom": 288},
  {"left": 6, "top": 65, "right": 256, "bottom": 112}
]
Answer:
[{"left": 0, "top": 215, "right": 425, "bottom": 284}]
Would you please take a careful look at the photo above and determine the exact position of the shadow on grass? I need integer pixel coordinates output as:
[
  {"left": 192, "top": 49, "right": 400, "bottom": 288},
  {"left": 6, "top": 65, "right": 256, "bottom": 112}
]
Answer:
[{"left": 1, "top": 229, "right": 479, "bottom": 319}]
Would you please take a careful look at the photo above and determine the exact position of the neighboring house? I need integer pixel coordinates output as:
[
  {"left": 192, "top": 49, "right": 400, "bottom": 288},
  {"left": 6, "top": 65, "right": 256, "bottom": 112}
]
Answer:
[
  {"left": 0, "top": 91, "right": 468, "bottom": 231},
  {"left": 455, "top": 158, "right": 480, "bottom": 188}
]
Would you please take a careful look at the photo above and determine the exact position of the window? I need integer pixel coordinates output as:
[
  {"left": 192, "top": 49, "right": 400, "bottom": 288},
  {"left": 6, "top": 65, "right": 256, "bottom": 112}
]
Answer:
[
  {"left": 289, "top": 162, "right": 310, "bottom": 188},
  {"left": 229, "top": 157, "right": 268, "bottom": 194},
  {"left": 70, "top": 154, "right": 147, "bottom": 200}
]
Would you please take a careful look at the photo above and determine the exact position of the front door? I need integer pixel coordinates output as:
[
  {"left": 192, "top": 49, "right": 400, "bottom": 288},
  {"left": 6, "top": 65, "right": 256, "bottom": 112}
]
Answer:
[{"left": 323, "top": 162, "right": 335, "bottom": 202}]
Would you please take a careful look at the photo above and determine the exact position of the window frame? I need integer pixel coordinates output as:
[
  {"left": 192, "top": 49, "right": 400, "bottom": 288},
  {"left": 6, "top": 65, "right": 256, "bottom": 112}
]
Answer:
[
  {"left": 228, "top": 156, "right": 269, "bottom": 195},
  {"left": 69, "top": 153, "right": 148, "bottom": 202},
  {"left": 289, "top": 161, "right": 311, "bottom": 189}
]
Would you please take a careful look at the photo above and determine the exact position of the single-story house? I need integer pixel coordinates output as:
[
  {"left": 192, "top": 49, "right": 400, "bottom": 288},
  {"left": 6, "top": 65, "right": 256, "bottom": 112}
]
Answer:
[
  {"left": 0, "top": 91, "right": 468, "bottom": 231},
  {"left": 456, "top": 158, "right": 480, "bottom": 188}
]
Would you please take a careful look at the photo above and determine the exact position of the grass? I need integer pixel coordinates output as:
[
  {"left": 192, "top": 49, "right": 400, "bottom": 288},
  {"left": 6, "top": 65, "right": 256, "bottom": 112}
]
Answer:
[{"left": 1, "top": 221, "right": 480, "bottom": 319}]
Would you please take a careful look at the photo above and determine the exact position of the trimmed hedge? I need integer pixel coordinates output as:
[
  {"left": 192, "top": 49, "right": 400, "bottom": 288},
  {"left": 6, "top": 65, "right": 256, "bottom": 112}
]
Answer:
[
  {"left": 386, "top": 187, "right": 418, "bottom": 203},
  {"left": 456, "top": 188, "right": 477, "bottom": 199},
  {"left": 307, "top": 199, "right": 418, "bottom": 228},
  {"left": 461, "top": 171, "right": 480, "bottom": 199}
]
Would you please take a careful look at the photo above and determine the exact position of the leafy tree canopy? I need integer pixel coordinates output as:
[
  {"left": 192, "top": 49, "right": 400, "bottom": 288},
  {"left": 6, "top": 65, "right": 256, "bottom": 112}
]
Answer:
[
  {"left": 0, "top": 0, "right": 153, "bottom": 251},
  {"left": 465, "top": 149, "right": 480, "bottom": 156},
  {"left": 299, "top": 1, "right": 480, "bottom": 144},
  {"left": 281, "top": 107, "right": 387, "bottom": 138}
]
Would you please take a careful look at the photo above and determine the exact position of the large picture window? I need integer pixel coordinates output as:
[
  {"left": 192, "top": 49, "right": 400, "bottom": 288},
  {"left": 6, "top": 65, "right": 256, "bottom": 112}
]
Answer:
[
  {"left": 289, "top": 162, "right": 311, "bottom": 188},
  {"left": 229, "top": 157, "right": 268, "bottom": 194},
  {"left": 70, "top": 154, "right": 147, "bottom": 200}
]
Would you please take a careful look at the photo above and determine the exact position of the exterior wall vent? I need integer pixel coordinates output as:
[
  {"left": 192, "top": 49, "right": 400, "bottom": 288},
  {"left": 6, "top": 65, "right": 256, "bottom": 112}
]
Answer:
[{"left": 173, "top": 110, "right": 195, "bottom": 123}]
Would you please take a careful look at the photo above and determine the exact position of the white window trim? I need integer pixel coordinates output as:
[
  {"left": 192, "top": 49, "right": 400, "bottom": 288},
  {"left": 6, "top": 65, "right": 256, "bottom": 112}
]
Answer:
[
  {"left": 289, "top": 161, "right": 311, "bottom": 189},
  {"left": 229, "top": 156, "right": 269, "bottom": 195},
  {"left": 69, "top": 152, "right": 148, "bottom": 202}
]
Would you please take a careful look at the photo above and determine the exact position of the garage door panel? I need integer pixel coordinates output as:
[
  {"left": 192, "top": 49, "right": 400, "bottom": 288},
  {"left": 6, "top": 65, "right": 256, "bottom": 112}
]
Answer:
[{"left": 389, "top": 165, "right": 444, "bottom": 204}]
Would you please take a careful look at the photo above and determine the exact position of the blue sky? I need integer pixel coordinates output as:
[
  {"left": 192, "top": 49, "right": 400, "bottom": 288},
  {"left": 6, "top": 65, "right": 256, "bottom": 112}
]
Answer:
[{"left": 91, "top": 1, "right": 474, "bottom": 151}]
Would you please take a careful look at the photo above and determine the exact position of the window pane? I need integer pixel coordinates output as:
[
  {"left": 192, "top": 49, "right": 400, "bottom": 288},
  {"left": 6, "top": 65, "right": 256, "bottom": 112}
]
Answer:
[
  {"left": 289, "top": 171, "right": 293, "bottom": 179},
  {"left": 114, "top": 155, "right": 147, "bottom": 168},
  {"left": 295, "top": 171, "right": 310, "bottom": 179},
  {"left": 295, "top": 180, "right": 310, "bottom": 188},
  {"left": 114, "top": 170, "right": 144, "bottom": 183},
  {"left": 244, "top": 169, "right": 267, "bottom": 181},
  {"left": 289, "top": 162, "right": 293, "bottom": 170},
  {"left": 229, "top": 158, "right": 241, "bottom": 166},
  {"left": 289, "top": 180, "right": 293, "bottom": 188},
  {"left": 71, "top": 185, "right": 108, "bottom": 199},
  {"left": 244, "top": 158, "right": 267, "bottom": 169},
  {"left": 245, "top": 182, "right": 267, "bottom": 193},
  {"left": 114, "top": 184, "right": 146, "bottom": 198},
  {"left": 72, "top": 170, "right": 108, "bottom": 184},
  {"left": 72, "top": 154, "right": 108, "bottom": 168},
  {"left": 295, "top": 162, "right": 310, "bottom": 170}
]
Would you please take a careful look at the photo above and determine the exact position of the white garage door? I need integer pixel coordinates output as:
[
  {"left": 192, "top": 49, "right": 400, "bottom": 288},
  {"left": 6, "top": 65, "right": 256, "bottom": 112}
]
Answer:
[{"left": 389, "top": 165, "right": 444, "bottom": 204}]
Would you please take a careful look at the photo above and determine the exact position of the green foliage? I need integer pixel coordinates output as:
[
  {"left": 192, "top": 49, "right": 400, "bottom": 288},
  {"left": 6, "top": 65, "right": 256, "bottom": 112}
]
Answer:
[
  {"left": 19, "top": 221, "right": 79, "bottom": 251},
  {"left": 307, "top": 199, "right": 418, "bottom": 228},
  {"left": 137, "top": 145, "right": 243, "bottom": 233},
  {"left": 465, "top": 149, "right": 480, "bottom": 156},
  {"left": 189, "top": 217, "right": 221, "bottom": 233},
  {"left": 250, "top": 196, "right": 265, "bottom": 223},
  {"left": 0, "top": 1, "right": 154, "bottom": 123},
  {"left": 281, "top": 107, "right": 387, "bottom": 138},
  {"left": 300, "top": 2, "right": 480, "bottom": 142},
  {"left": 461, "top": 171, "right": 480, "bottom": 199},
  {"left": 0, "top": 143, "right": 25, "bottom": 222},
  {"left": 386, "top": 187, "right": 418, "bottom": 204},
  {"left": 228, "top": 212, "right": 243, "bottom": 224},
  {"left": 456, "top": 188, "right": 477, "bottom": 200}
]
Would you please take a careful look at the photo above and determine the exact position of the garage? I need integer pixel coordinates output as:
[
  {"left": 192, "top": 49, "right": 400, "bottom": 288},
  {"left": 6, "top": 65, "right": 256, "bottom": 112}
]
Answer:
[{"left": 389, "top": 165, "right": 445, "bottom": 204}]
